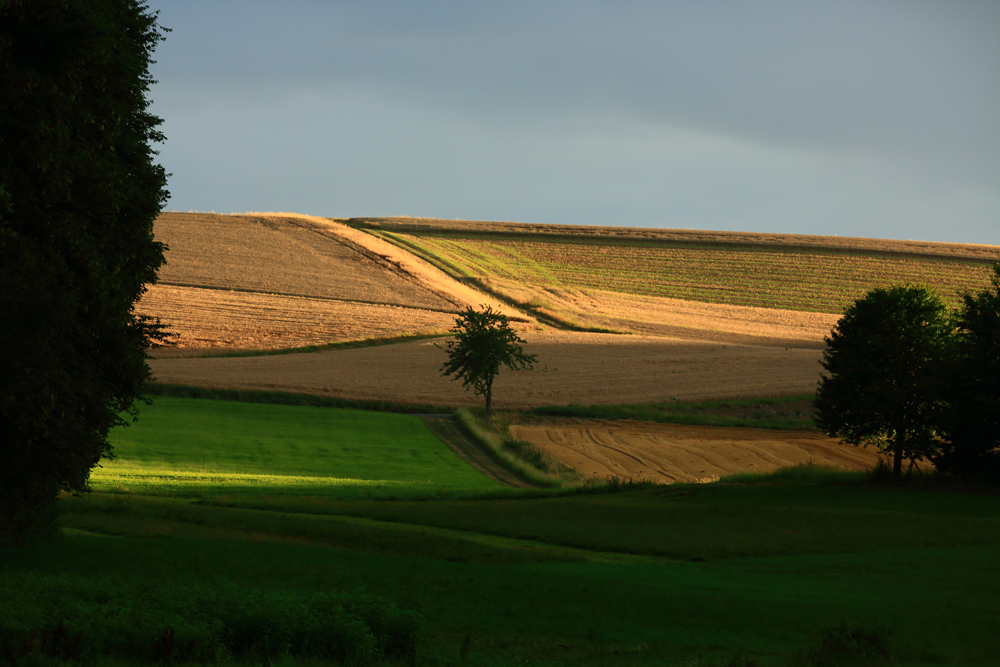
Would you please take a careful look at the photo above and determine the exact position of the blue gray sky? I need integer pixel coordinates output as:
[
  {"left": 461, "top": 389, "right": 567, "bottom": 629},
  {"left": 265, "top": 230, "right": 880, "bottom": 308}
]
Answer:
[{"left": 148, "top": 1, "right": 999, "bottom": 244}]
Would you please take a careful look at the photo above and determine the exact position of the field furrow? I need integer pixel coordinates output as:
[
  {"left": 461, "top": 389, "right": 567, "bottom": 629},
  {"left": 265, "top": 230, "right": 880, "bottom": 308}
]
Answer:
[
  {"left": 139, "top": 284, "right": 456, "bottom": 351},
  {"left": 399, "top": 234, "right": 993, "bottom": 314},
  {"left": 509, "top": 421, "right": 882, "bottom": 484}
]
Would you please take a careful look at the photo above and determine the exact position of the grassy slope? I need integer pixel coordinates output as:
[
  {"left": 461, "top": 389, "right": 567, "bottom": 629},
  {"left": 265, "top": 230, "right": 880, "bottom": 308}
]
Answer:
[
  {"left": 378, "top": 231, "right": 993, "bottom": 314},
  {"left": 98, "top": 396, "right": 500, "bottom": 498},
  {"left": 6, "top": 397, "right": 998, "bottom": 665},
  {"left": 21, "top": 480, "right": 1000, "bottom": 666}
]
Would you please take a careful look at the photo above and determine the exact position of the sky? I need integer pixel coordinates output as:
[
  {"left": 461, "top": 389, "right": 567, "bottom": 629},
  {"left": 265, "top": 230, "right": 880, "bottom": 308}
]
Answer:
[{"left": 147, "top": 1, "right": 999, "bottom": 245}]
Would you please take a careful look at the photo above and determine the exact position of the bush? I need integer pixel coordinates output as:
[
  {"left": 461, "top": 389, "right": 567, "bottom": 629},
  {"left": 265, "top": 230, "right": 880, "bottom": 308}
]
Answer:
[
  {"left": 0, "top": 572, "right": 422, "bottom": 665},
  {"left": 791, "top": 621, "right": 891, "bottom": 666}
]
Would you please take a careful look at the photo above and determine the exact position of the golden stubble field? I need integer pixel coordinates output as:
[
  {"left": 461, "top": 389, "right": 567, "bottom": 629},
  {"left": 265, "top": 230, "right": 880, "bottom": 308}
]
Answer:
[
  {"left": 509, "top": 420, "right": 880, "bottom": 483},
  {"left": 488, "top": 279, "right": 838, "bottom": 347},
  {"left": 141, "top": 212, "right": 521, "bottom": 351},
  {"left": 148, "top": 331, "right": 824, "bottom": 408}
]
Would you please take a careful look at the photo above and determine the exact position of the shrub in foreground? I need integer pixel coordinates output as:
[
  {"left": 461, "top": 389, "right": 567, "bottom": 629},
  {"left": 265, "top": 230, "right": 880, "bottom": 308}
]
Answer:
[
  {"left": 0, "top": 572, "right": 421, "bottom": 665},
  {"left": 791, "top": 621, "right": 891, "bottom": 667}
]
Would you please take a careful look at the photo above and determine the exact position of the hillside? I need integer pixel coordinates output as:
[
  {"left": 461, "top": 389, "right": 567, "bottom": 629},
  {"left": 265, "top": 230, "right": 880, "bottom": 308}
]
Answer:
[
  {"left": 141, "top": 212, "right": 520, "bottom": 352},
  {"left": 349, "top": 216, "right": 996, "bottom": 343},
  {"left": 143, "top": 213, "right": 997, "bottom": 407}
]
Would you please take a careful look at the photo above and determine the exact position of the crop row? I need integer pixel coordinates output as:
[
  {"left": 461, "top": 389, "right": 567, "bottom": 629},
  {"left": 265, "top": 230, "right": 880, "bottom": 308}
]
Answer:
[{"left": 408, "top": 236, "right": 993, "bottom": 313}]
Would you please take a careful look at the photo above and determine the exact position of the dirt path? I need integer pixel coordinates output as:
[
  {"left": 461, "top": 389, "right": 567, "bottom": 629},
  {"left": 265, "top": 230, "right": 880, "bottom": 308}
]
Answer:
[{"left": 422, "top": 417, "right": 536, "bottom": 488}]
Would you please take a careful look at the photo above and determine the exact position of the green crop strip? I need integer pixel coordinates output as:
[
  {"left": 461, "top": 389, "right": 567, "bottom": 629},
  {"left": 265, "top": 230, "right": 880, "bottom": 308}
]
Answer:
[{"left": 402, "top": 235, "right": 993, "bottom": 313}]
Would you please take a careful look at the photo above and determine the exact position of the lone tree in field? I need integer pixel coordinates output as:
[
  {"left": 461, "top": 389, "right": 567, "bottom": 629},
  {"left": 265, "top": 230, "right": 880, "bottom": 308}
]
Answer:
[
  {"left": 935, "top": 260, "right": 1000, "bottom": 475},
  {"left": 814, "top": 285, "right": 951, "bottom": 479},
  {"left": 440, "top": 305, "right": 537, "bottom": 412},
  {"left": 0, "top": 1, "right": 170, "bottom": 542}
]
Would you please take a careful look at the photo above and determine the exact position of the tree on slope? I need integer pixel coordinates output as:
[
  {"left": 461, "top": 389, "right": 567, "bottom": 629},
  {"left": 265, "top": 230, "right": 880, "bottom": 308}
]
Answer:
[
  {"left": 440, "top": 305, "right": 537, "bottom": 412},
  {"left": 814, "top": 285, "right": 951, "bottom": 479},
  {"left": 935, "top": 260, "right": 1000, "bottom": 475},
  {"left": 0, "top": 0, "right": 170, "bottom": 542}
]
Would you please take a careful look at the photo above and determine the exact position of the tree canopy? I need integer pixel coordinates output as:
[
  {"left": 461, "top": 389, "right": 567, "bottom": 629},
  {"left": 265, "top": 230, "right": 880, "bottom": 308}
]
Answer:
[
  {"left": 814, "top": 285, "right": 951, "bottom": 478},
  {"left": 440, "top": 306, "right": 537, "bottom": 411},
  {"left": 0, "top": 0, "right": 170, "bottom": 541},
  {"left": 935, "top": 261, "right": 1000, "bottom": 474}
]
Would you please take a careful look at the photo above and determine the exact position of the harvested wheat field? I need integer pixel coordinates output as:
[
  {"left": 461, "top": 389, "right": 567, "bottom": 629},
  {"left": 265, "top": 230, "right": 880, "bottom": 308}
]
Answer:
[
  {"left": 509, "top": 421, "right": 881, "bottom": 483},
  {"left": 141, "top": 212, "right": 519, "bottom": 350},
  {"left": 141, "top": 284, "right": 456, "bottom": 352},
  {"left": 148, "top": 331, "right": 824, "bottom": 408},
  {"left": 487, "top": 280, "right": 838, "bottom": 347}
]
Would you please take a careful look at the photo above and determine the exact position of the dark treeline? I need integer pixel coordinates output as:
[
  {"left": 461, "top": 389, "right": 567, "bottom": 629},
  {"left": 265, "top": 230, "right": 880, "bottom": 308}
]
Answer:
[{"left": 815, "top": 261, "right": 1000, "bottom": 479}]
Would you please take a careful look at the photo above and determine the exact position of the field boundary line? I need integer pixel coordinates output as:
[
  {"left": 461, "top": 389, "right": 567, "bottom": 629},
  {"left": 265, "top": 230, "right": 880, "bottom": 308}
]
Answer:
[
  {"left": 366, "top": 230, "right": 626, "bottom": 333},
  {"left": 154, "top": 281, "right": 464, "bottom": 316},
  {"left": 346, "top": 217, "right": 1000, "bottom": 263},
  {"left": 423, "top": 417, "right": 539, "bottom": 488},
  {"left": 279, "top": 216, "right": 476, "bottom": 312}
]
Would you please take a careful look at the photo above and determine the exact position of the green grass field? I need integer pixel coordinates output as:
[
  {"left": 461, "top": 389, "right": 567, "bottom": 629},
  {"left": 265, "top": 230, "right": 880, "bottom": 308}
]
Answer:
[
  {"left": 96, "top": 396, "right": 501, "bottom": 498},
  {"left": 4, "top": 396, "right": 999, "bottom": 666},
  {"left": 381, "top": 231, "right": 992, "bottom": 313}
]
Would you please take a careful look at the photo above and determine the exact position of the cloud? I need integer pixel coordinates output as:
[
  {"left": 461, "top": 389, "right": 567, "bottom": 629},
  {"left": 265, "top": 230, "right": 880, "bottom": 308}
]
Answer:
[{"left": 148, "top": 0, "right": 1000, "bottom": 243}]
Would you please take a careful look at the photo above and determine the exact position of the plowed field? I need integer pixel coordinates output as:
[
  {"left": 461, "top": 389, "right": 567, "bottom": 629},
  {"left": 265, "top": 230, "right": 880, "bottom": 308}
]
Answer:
[
  {"left": 140, "top": 213, "right": 517, "bottom": 350},
  {"left": 141, "top": 284, "right": 456, "bottom": 351},
  {"left": 509, "top": 421, "right": 881, "bottom": 483},
  {"left": 148, "top": 331, "right": 825, "bottom": 408}
]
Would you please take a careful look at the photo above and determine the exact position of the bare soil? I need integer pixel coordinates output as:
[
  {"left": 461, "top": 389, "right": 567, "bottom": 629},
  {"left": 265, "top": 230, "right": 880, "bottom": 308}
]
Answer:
[
  {"left": 148, "top": 331, "right": 825, "bottom": 408},
  {"left": 509, "top": 420, "right": 880, "bottom": 483}
]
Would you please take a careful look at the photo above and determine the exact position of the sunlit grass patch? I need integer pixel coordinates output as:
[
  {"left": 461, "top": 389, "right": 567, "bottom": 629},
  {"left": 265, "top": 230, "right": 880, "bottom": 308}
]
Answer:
[
  {"left": 104, "top": 397, "right": 501, "bottom": 497},
  {"left": 89, "top": 468, "right": 430, "bottom": 499}
]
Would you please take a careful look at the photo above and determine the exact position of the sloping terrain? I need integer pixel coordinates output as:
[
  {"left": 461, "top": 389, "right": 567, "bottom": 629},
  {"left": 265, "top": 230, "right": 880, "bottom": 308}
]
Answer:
[
  {"left": 143, "top": 212, "right": 996, "bottom": 411},
  {"left": 141, "top": 285, "right": 456, "bottom": 351},
  {"left": 352, "top": 216, "right": 997, "bottom": 344},
  {"left": 141, "top": 213, "right": 517, "bottom": 350}
]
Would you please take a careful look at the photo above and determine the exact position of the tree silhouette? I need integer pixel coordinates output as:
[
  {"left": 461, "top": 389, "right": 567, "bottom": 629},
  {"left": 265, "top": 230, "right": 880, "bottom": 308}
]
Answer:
[
  {"left": 814, "top": 285, "right": 951, "bottom": 479},
  {"left": 0, "top": 1, "right": 170, "bottom": 541},
  {"left": 440, "top": 306, "right": 536, "bottom": 412},
  {"left": 935, "top": 261, "right": 1000, "bottom": 475}
]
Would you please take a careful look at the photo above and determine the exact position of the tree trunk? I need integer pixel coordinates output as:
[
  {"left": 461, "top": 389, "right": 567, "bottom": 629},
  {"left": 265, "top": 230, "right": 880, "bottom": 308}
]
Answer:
[
  {"left": 893, "top": 441, "right": 903, "bottom": 479},
  {"left": 485, "top": 377, "right": 493, "bottom": 413}
]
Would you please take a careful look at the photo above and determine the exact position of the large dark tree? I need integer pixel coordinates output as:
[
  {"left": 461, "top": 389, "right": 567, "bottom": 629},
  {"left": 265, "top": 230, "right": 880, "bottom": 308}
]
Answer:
[
  {"left": 814, "top": 285, "right": 951, "bottom": 479},
  {"left": 935, "top": 261, "right": 1000, "bottom": 475},
  {"left": 0, "top": 1, "right": 169, "bottom": 541},
  {"left": 440, "top": 305, "right": 537, "bottom": 412}
]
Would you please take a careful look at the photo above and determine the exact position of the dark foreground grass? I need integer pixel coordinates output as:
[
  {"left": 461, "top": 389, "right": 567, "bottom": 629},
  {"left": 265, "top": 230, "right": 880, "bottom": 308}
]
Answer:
[
  {"left": 5, "top": 396, "right": 999, "bottom": 665},
  {"left": 5, "top": 477, "right": 997, "bottom": 666}
]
